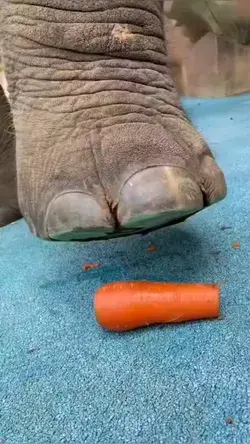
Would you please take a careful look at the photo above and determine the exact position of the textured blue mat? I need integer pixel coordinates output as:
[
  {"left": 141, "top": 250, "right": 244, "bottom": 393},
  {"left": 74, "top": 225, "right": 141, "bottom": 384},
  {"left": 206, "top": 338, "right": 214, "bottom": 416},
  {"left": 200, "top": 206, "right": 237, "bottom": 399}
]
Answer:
[{"left": 1, "top": 95, "right": 250, "bottom": 444}]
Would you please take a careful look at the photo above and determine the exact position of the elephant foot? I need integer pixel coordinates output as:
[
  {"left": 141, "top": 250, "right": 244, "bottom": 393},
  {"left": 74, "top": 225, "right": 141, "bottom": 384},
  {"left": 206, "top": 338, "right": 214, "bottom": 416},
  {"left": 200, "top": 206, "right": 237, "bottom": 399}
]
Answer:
[
  {"left": 2, "top": 3, "right": 227, "bottom": 241},
  {"left": 13, "top": 117, "right": 227, "bottom": 242}
]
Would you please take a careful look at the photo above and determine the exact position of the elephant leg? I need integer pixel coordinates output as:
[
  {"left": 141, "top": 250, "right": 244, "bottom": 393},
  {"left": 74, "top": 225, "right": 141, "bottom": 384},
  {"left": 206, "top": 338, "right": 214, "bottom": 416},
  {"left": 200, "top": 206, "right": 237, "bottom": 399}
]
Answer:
[
  {"left": 1, "top": 1, "right": 226, "bottom": 240},
  {"left": 0, "top": 84, "right": 21, "bottom": 227}
]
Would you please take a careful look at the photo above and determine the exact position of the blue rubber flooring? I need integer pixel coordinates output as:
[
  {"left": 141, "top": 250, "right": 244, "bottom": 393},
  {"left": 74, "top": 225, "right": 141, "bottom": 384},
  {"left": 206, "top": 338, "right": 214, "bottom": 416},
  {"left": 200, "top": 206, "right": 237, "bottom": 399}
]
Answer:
[{"left": 1, "top": 95, "right": 250, "bottom": 444}]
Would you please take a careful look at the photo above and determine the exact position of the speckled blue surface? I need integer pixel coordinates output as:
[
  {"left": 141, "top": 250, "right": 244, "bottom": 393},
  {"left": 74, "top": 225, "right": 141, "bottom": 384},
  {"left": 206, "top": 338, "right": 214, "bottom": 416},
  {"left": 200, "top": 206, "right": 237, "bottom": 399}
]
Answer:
[{"left": 1, "top": 95, "right": 250, "bottom": 444}]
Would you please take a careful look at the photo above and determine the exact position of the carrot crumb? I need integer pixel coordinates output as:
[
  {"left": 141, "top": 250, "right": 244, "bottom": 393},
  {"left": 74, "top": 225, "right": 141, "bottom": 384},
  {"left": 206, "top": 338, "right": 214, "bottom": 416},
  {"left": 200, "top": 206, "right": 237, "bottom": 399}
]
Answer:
[
  {"left": 232, "top": 242, "right": 240, "bottom": 249},
  {"left": 83, "top": 263, "right": 100, "bottom": 271},
  {"left": 147, "top": 244, "right": 157, "bottom": 253}
]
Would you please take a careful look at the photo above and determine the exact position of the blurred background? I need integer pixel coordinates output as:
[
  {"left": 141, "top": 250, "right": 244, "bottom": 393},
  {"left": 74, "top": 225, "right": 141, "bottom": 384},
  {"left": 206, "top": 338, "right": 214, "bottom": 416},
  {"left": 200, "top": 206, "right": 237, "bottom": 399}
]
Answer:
[{"left": 165, "top": 0, "right": 250, "bottom": 97}]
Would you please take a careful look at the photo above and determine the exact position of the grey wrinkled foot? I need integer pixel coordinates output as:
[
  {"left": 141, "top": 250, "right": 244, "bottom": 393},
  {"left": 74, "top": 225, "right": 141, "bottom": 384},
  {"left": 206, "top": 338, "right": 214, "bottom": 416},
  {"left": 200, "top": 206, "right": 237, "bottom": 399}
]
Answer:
[
  {"left": 117, "top": 165, "right": 222, "bottom": 230},
  {"left": 44, "top": 192, "right": 115, "bottom": 241}
]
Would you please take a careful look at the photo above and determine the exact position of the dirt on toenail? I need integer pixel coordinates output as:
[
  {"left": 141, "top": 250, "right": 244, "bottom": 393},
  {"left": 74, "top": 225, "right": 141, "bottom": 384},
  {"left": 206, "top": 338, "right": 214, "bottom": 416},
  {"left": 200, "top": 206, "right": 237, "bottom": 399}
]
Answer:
[{"left": 112, "top": 25, "right": 135, "bottom": 43}]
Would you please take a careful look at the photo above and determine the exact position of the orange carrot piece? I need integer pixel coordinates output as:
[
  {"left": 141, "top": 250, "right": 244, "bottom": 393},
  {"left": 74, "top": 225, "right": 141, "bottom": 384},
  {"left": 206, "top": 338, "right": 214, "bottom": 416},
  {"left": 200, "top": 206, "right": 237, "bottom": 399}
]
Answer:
[
  {"left": 232, "top": 242, "right": 240, "bottom": 249},
  {"left": 147, "top": 244, "right": 157, "bottom": 253},
  {"left": 94, "top": 281, "right": 220, "bottom": 332},
  {"left": 83, "top": 263, "right": 100, "bottom": 271}
]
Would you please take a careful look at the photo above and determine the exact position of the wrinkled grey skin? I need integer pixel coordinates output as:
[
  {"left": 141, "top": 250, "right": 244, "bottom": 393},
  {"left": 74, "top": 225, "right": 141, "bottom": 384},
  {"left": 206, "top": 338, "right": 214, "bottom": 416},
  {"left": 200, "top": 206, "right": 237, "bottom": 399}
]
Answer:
[
  {"left": 0, "top": 0, "right": 226, "bottom": 241},
  {"left": 0, "top": 85, "right": 21, "bottom": 226}
]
